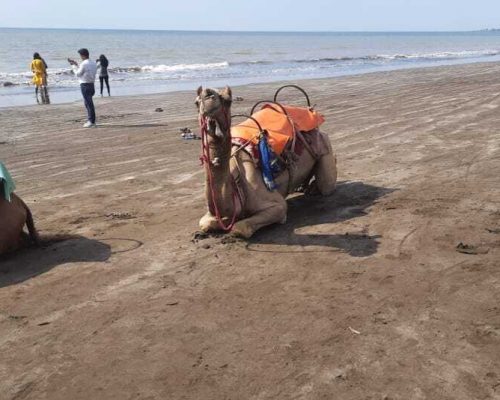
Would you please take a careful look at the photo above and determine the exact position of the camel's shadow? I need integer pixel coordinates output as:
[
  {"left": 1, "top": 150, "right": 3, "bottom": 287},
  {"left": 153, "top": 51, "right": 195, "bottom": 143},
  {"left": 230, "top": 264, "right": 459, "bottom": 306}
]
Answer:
[
  {"left": 247, "top": 181, "right": 395, "bottom": 257},
  {"left": 0, "top": 236, "right": 112, "bottom": 288}
]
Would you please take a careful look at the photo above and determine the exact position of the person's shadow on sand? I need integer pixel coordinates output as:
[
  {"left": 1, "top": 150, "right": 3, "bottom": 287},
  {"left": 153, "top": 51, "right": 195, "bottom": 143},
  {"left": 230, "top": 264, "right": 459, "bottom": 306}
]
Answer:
[
  {"left": 246, "top": 181, "right": 395, "bottom": 257},
  {"left": 0, "top": 236, "right": 112, "bottom": 288}
]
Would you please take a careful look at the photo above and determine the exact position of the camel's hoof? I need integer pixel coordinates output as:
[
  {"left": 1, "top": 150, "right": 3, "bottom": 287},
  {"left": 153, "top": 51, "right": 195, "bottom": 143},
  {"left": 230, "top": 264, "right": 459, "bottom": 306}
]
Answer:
[{"left": 231, "top": 222, "right": 253, "bottom": 239}]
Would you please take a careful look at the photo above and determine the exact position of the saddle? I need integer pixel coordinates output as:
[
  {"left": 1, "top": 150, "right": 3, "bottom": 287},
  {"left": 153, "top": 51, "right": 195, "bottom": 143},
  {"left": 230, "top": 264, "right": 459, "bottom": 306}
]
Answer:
[
  {"left": 230, "top": 85, "right": 327, "bottom": 191},
  {"left": 231, "top": 104, "right": 325, "bottom": 156}
]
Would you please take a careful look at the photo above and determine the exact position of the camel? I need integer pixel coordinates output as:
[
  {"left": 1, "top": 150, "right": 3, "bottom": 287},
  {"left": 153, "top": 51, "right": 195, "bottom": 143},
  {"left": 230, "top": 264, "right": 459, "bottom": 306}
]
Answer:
[
  {"left": 0, "top": 182, "right": 39, "bottom": 255},
  {"left": 195, "top": 86, "right": 337, "bottom": 238}
]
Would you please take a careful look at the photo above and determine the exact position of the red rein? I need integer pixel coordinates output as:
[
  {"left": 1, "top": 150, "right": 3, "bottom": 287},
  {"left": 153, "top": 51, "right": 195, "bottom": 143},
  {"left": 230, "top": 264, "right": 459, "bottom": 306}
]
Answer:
[{"left": 199, "top": 114, "right": 240, "bottom": 232}]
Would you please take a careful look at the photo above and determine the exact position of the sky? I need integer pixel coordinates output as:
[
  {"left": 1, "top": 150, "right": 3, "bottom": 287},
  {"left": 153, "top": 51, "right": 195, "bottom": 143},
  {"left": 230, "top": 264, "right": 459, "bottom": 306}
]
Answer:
[{"left": 1, "top": 0, "right": 499, "bottom": 32}]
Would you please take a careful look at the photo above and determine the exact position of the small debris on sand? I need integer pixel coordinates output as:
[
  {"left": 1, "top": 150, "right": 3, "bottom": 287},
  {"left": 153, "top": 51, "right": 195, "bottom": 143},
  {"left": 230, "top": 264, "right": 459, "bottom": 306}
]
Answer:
[
  {"left": 192, "top": 231, "right": 209, "bottom": 242},
  {"left": 155, "top": 107, "right": 164, "bottom": 112},
  {"left": 348, "top": 326, "right": 361, "bottom": 335},
  {"left": 180, "top": 127, "right": 201, "bottom": 140},
  {"left": 9, "top": 315, "right": 27, "bottom": 321},
  {"left": 486, "top": 228, "right": 500, "bottom": 234},
  {"left": 105, "top": 212, "right": 135, "bottom": 220},
  {"left": 234, "top": 96, "right": 244, "bottom": 102},
  {"left": 456, "top": 242, "right": 489, "bottom": 255},
  {"left": 182, "top": 133, "right": 200, "bottom": 140}
]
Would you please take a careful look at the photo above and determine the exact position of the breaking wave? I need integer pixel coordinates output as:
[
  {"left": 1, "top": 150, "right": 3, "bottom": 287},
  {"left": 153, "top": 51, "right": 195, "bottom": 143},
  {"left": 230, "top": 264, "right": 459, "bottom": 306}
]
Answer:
[
  {"left": 234, "top": 49, "right": 500, "bottom": 65},
  {"left": 0, "top": 62, "right": 232, "bottom": 86},
  {"left": 139, "top": 61, "right": 229, "bottom": 72},
  {"left": 1, "top": 49, "right": 499, "bottom": 89},
  {"left": 107, "top": 62, "right": 230, "bottom": 74}
]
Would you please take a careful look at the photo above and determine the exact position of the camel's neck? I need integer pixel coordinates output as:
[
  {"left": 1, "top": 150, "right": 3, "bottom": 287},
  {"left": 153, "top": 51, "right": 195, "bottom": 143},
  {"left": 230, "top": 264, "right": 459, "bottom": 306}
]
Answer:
[{"left": 204, "top": 109, "right": 235, "bottom": 216}]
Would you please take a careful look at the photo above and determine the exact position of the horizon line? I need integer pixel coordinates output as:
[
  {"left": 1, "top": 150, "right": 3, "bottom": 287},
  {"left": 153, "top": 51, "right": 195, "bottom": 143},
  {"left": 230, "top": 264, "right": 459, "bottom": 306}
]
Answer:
[{"left": 1, "top": 26, "right": 498, "bottom": 34}]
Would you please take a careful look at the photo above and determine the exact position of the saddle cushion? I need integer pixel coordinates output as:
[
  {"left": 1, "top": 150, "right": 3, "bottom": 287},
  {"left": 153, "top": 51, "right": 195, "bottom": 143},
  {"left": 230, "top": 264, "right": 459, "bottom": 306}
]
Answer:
[
  {"left": 279, "top": 105, "right": 325, "bottom": 132},
  {"left": 231, "top": 105, "right": 325, "bottom": 156}
]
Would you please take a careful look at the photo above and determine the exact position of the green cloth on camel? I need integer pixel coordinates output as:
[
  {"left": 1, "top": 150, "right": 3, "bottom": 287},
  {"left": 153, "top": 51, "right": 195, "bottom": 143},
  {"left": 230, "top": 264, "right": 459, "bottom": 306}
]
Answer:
[{"left": 0, "top": 162, "right": 16, "bottom": 202}]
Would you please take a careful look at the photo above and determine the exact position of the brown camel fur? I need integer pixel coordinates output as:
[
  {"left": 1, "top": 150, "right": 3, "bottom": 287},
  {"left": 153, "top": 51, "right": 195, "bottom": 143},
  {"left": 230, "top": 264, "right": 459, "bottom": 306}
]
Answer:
[
  {"left": 196, "top": 86, "right": 337, "bottom": 238},
  {"left": 0, "top": 188, "right": 39, "bottom": 255}
]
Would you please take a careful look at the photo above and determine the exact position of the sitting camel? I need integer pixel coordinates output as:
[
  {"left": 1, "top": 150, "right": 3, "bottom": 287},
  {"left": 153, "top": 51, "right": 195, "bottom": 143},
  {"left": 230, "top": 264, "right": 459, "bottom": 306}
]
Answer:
[
  {"left": 0, "top": 165, "right": 39, "bottom": 255},
  {"left": 195, "top": 86, "right": 337, "bottom": 238}
]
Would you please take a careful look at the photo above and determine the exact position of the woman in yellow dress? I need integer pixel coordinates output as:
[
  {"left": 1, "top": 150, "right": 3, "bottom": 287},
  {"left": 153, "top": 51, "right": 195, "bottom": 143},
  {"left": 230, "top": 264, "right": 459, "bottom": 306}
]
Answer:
[{"left": 31, "top": 53, "right": 49, "bottom": 104}]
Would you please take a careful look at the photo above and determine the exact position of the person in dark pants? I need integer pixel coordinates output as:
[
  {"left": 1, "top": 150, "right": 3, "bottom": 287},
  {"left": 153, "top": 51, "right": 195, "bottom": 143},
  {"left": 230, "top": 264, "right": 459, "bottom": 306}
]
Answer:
[
  {"left": 81, "top": 83, "right": 96, "bottom": 126},
  {"left": 67, "top": 48, "right": 98, "bottom": 128},
  {"left": 96, "top": 54, "right": 110, "bottom": 97}
]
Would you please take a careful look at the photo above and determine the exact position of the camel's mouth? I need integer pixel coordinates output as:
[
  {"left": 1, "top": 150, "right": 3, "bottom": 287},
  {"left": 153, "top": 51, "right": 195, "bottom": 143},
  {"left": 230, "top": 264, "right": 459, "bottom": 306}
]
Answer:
[
  {"left": 196, "top": 86, "right": 232, "bottom": 138},
  {"left": 206, "top": 117, "right": 225, "bottom": 138},
  {"left": 207, "top": 117, "right": 216, "bottom": 132}
]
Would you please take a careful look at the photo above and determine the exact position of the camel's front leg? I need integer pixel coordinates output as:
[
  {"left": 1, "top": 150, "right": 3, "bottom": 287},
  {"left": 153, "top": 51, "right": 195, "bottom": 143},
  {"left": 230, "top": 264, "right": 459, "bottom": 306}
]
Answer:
[
  {"left": 231, "top": 199, "right": 287, "bottom": 239},
  {"left": 199, "top": 212, "right": 220, "bottom": 233}
]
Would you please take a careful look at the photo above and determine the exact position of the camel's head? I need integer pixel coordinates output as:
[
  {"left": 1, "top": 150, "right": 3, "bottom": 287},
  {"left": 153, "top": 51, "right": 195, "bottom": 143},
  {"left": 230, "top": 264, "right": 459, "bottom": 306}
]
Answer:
[{"left": 196, "top": 86, "right": 232, "bottom": 139}]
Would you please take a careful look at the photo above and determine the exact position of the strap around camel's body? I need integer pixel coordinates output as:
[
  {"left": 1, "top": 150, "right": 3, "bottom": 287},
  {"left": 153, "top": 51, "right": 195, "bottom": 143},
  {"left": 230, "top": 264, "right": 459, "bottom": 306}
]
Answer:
[{"left": 231, "top": 105, "right": 325, "bottom": 156}]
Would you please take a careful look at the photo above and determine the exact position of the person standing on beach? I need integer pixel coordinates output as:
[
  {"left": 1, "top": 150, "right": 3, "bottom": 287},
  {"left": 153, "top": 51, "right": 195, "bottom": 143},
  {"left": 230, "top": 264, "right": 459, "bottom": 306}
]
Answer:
[
  {"left": 68, "top": 48, "right": 97, "bottom": 128},
  {"left": 96, "top": 54, "right": 111, "bottom": 97},
  {"left": 31, "top": 53, "right": 49, "bottom": 104}
]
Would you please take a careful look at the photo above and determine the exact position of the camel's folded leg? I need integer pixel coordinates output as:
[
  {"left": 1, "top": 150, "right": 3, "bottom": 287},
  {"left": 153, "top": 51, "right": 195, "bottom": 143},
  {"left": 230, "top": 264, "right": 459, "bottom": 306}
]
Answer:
[
  {"left": 199, "top": 212, "right": 221, "bottom": 233},
  {"left": 231, "top": 198, "right": 287, "bottom": 239},
  {"left": 314, "top": 139, "right": 337, "bottom": 196}
]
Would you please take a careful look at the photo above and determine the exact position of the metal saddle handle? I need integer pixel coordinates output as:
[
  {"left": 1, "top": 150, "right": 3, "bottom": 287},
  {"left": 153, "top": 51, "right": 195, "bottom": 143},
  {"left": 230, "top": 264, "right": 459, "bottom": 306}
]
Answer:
[
  {"left": 273, "top": 84, "right": 311, "bottom": 108},
  {"left": 250, "top": 100, "right": 289, "bottom": 117}
]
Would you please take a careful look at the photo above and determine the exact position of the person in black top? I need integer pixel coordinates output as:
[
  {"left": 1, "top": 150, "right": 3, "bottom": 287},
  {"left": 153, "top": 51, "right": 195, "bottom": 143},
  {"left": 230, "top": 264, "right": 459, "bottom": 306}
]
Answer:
[{"left": 96, "top": 54, "right": 110, "bottom": 96}]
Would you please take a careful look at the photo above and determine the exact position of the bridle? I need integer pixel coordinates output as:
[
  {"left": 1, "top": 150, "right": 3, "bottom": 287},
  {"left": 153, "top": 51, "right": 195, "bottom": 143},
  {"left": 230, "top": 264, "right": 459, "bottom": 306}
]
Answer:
[{"left": 198, "top": 104, "right": 241, "bottom": 232}]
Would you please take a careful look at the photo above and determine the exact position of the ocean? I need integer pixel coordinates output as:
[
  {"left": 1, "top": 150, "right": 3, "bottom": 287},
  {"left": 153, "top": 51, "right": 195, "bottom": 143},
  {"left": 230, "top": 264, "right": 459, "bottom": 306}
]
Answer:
[{"left": 2, "top": 28, "right": 500, "bottom": 107}]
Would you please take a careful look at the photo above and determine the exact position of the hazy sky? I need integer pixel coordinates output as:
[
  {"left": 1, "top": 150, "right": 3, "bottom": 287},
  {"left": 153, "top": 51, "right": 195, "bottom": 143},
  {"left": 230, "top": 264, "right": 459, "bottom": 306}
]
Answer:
[{"left": 1, "top": 0, "right": 499, "bottom": 31}]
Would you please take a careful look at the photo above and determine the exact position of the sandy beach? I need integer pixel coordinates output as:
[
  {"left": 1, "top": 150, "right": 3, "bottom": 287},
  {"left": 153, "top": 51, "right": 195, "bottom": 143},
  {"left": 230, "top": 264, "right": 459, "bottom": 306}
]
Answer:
[{"left": 1, "top": 62, "right": 500, "bottom": 399}]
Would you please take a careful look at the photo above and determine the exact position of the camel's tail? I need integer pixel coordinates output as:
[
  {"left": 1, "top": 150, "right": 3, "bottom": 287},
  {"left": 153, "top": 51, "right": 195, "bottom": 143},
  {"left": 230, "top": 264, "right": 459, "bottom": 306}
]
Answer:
[
  {"left": 26, "top": 207, "right": 39, "bottom": 245},
  {"left": 20, "top": 198, "right": 39, "bottom": 245}
]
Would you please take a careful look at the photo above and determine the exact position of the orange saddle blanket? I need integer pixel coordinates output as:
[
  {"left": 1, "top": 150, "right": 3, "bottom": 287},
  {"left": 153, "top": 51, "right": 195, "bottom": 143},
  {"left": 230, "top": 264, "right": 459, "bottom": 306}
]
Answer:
[{"left": 231, "top": 104, "right": 325, "bottom": 155}]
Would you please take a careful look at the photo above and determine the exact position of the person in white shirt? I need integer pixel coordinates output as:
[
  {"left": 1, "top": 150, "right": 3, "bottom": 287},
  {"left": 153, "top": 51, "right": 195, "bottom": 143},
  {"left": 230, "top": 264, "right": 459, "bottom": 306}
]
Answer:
[{"left": 68, "top": 48, "right": 98, "bottom": 128}]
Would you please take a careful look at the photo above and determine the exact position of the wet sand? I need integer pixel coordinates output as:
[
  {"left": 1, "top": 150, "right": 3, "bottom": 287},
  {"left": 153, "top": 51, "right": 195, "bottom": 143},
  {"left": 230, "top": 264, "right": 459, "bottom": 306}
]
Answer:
[{"left": 1, "top": 62, "right": 500, "bottom": 400}]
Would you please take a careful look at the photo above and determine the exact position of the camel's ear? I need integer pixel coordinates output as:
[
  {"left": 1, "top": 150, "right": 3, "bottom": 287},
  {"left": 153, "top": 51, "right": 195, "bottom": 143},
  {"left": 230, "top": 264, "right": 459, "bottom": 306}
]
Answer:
[
  {"left": 220, "top": 86, "right": 232, "bottom": 104},
  {"left": 197, "top": 86, "right": 203, "bottom": 96}
]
